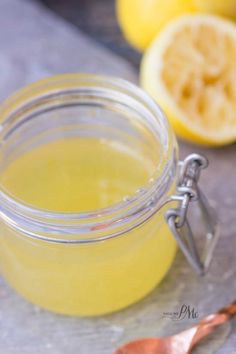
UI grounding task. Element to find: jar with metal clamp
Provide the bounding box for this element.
[0,74,219,316]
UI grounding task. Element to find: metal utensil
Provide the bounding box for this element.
[115,301,236,354]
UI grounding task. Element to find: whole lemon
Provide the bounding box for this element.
[116,0,196,51]
[194,0,236,20]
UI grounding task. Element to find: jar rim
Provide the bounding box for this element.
[0,73,177,243]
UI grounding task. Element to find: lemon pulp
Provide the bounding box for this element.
[0,137,177,315]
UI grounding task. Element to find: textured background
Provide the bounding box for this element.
[40,0,141,68]
[0,0,236,353]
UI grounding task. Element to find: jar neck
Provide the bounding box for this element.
[0,74,177,243]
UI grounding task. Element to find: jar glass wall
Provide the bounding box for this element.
[0,74,178,315]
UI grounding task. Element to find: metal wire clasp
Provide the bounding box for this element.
[166,154,219,275]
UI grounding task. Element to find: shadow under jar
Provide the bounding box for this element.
[0,74,217,316]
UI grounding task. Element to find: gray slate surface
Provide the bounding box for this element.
[0,0,136,101]
[0,0,236,353]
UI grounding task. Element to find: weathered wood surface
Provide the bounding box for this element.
[0,1,236,353]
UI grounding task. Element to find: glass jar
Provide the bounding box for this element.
[0,74,218,316]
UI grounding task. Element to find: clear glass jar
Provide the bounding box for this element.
[0,74,218,316]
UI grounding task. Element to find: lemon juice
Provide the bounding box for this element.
[0,131,177,316]
[0,138,155,212]
[0,137,177,315]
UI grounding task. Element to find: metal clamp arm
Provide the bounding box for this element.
[166,154,219,275]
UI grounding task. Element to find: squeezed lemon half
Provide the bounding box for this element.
[141,15,236,146]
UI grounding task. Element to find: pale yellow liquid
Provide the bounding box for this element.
[0,138,177,315]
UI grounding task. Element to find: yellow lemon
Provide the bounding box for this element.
[116,0,196,51]
[141,15,236,146]
[194,0,236,20]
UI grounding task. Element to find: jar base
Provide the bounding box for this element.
[1,247,177,317]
